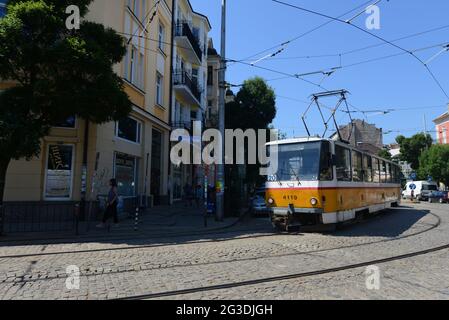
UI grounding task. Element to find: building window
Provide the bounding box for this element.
[53,116,76,129]
[124,45,144,90]
[158,23,165,51]
[156,73,163,106]
[45,145,74,200]
[192,68,199,86]
[207,66,213,86]
[443,128,447,144]
[140,0,146,23]
[115,117,142,144]
[114,153,138,197]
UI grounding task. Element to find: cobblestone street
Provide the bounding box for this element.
[0,203,448,300]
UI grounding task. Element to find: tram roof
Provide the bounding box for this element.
[266,137,327,146]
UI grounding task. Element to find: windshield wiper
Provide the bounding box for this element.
[290,168,302,186]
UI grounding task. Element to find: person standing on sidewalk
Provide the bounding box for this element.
[97,179,119,228]
[194,184,203,208]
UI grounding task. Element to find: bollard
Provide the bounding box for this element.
[74,203,80,236]
[134,206,139,232]
[0,204,4,237]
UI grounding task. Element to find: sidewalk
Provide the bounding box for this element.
[0,202,242,242]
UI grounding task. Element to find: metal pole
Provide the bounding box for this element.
[216,0,226,222]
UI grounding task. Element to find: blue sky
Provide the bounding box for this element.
[190,0,449,144]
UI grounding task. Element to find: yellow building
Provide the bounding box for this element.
[3,0,174,210]
[170,0,211,201]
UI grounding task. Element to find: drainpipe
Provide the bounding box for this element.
[80,119,89,218]
[168,0,175,205]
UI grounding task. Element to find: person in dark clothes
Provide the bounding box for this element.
[97,179,119,228]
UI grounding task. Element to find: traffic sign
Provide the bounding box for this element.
[410,172,417,181]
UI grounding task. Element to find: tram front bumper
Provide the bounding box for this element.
[270,206,324,226]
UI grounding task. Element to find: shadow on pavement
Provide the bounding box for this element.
[331,207,433,238]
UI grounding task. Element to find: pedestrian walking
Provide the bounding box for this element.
[195,184,203,208]
[97,179,119,228]
[184,183,193,207]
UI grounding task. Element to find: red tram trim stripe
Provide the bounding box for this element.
[267,186,400,191]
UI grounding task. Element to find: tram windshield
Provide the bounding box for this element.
[268,141,332,182]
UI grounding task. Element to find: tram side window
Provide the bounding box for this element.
[395,165,401,183]
[352,150,363,182]
[381,161,387,183]
[385,163,390,183]
[319,141,333,181]
[363,154,373,183]
[335,145,352,181]
[373,158,380,183]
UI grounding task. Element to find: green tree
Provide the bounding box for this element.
[395,133,433,170]
[224,77,277,213]
[378,149,392,160]
[226,77,277,130]
[0,0,132,203]
[418,144,449,186]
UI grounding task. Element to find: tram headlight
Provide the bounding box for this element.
[268,198,274,205]
[310,198,318,206]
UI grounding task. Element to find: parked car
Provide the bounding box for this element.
[249,188,269,216]
[428,190,446,203]
[439,191,449,204]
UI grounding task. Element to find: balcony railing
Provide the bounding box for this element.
[173,70,202,104]
[171,121,192,130]
[175,21,203,62]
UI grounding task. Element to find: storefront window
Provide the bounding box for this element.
[45,145,74,199]
[115,153,137,197]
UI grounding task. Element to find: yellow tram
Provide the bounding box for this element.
[265,137,401,231]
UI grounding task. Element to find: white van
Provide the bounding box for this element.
[403,181,439,201]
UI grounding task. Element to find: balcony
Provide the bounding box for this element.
[171,121,192,131]
[174,22,203,64]
[173,71,202,106]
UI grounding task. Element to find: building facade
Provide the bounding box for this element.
[170,0,211,201]
[331,119,384,155]
[433,105,449,145]
[2,0,174,209]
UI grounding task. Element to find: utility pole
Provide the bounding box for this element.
[216,0,226,221]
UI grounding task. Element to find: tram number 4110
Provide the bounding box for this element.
[283,195,298,201]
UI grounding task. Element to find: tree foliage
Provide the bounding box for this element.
[418,144,449,186]
[224,78,277,213]
[395,133,433,170]
[225,77,277,130]
[378,149,392,160]
[0,0,132,201]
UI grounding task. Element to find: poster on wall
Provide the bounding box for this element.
[45,145,74,199]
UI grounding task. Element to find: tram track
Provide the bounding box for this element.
[0,208,436,260]
[118,240,449,300]
[0,209,442,287]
